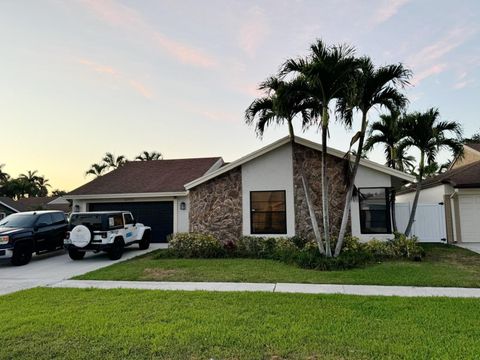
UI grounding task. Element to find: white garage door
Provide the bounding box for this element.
[459,195,480,243]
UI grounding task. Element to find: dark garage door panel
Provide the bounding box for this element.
[88,202,174,243]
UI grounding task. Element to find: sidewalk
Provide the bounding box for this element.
[48,279,480,298]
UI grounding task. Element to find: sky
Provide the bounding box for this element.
[0,0,479,191]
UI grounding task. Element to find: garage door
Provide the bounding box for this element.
[459,195,480,243]
[88,202,174,243]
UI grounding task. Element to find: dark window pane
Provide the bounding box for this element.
[358,188,391,234]
[250,191,286,234]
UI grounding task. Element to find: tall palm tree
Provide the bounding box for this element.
[245,75,326,254]
[400,108,463,236]
[19,170,42,197]
[135,151,163,161]
[335,58,410,256]
[281,39,358,257]
[103,153,127,170]
[85,163,108,178]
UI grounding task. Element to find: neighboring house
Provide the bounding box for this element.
[397,143,480,243]
[67,136,414,243]
[0,196,71,217]
[0,197,20,219]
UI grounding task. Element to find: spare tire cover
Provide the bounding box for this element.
[70,225,92,248]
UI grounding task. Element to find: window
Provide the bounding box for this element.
[70,214,103,231]
[36,214,53,227]
[124,213,134,225]
[250,191,287,234]
[51,212,66,224]
[109,214,124,229]
[358,188,392,234]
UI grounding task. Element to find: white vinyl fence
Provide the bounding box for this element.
[395,203,446,242]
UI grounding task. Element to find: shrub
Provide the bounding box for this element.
[169,233,224,258]
[236,236,278,258]
[387,233,425,260]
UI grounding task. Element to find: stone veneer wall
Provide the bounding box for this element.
[292,143,349,240]
[189,167,242,243]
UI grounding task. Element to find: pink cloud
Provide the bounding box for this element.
[78,0,218,68]
[238,6,270,57]
[408,26,477,85]
[373,0,410,25]
[78,58,153,99]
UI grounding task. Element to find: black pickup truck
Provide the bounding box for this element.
[0,211,68,266]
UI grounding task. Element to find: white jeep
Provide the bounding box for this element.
[64,211,151,260]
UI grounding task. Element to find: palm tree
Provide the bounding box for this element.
[19,170,42,197]
[335,58,411,256]
[135,151,163,161]
[85,163,108,178]
[51,189,67,196]
[281,39,358,257]
[400,108,463,236]
[103,153,127,170]
[245,75,327,254]
[35,176,51,197]
[0,164,9,184]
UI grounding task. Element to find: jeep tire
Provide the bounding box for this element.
[138,231,151,250]
[108,238,124,260]
[11,243,33,266]
[68,248,86,260]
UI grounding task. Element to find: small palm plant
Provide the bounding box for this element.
[400,108,463,236]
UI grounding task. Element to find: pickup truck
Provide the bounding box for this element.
[0,211,68,266]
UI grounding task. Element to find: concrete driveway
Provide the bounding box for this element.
[0,243,165,296]
[456,243,480,254]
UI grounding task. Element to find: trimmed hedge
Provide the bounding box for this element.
[166,232,425,271]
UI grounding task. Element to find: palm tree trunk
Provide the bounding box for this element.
[390,147,398,232]
[405,151,424,236]
[288,122,325,255]
[321,115,332,257]
[335,112,367,257]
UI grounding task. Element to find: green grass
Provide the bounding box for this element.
[1,287,479,359]
[76,244,480,287]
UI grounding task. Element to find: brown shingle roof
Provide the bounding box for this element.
[466,143,480,153]
[69,157,222,196]
[0,197,19,211]
[14,197,71,213]
[400,160,480,194]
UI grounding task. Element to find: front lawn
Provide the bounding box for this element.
[1,287,479,359]
[76,244,480,287]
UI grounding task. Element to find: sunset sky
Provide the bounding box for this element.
[0,0,479,191]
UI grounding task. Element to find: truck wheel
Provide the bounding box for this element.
[108,238,124,260]
[138,232,151,250]
[11,244,33,266]
[68,248,85,260]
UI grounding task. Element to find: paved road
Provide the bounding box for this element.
[0,244,165,295]
[49,280,480,298]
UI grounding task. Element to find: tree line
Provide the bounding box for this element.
[0,150,163,199]
[245,39,476,258]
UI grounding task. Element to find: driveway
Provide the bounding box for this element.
[0,243,165,296]
[456,243,480,254]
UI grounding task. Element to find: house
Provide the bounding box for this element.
[397,143,480,244]
[0,196,71,219]
[67,136,414,243]
[0,197,20,219]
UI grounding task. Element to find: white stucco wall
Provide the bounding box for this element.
[350,166,393,241]
[176,196,189,232]
[396,185,448,204]
[241,143,295,237]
